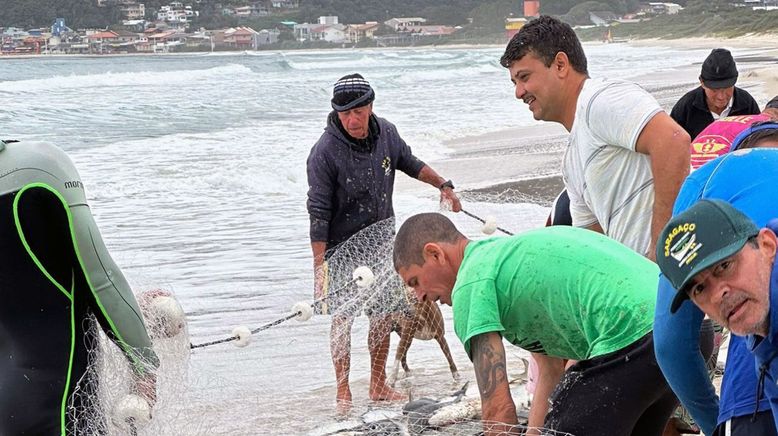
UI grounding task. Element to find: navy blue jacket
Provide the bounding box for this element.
[306,112,426,250]
[654,149,778,433]
[670,86,760,139]
[748,255,778,431]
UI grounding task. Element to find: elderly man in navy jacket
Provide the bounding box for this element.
[306,73,460,412]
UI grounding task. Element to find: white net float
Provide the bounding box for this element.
[481,216,498,235]
[112,394,152,432]
[352,266,375,288]
[149,295,186,338]
[231,326,252,348]
[291,301,313,322]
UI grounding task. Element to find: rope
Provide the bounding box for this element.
[461,208,514,235]
[189,276,360,350]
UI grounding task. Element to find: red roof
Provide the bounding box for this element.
[88,31,120,39]
[148,30,177,39]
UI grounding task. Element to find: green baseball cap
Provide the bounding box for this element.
[656,199,759,313]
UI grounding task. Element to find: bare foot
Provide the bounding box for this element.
[336,398,353,416]
[369,384,406,402]
[336,386,353,416]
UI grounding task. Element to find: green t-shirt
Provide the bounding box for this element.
[453,226,657,361]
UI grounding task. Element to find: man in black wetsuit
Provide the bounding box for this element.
[0,139,159,435]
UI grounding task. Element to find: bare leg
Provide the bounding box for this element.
[331,316,354,414]
[367,314,406,401]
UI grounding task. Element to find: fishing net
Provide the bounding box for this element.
[65,288,211,435]
[318,217,416,405]
[301,217,578,436]
[66,202,570,435]
[308,368,577,436]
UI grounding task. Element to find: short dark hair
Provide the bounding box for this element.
[765,95,778,110]
[737,125,778,150]
[499,15,588,75]
[393,213,465,270]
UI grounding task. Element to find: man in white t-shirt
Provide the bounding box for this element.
[500,15,690,260]
[500,15,693,436]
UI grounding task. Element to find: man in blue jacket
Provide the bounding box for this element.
[657,198,778,433]
[654,129,778,435]
[306,73,460,412]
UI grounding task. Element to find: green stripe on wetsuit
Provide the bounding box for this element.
[1,141,158,435]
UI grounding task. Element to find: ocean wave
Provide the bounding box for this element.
[282,49,496,72]
[0,64,254,93]
[385,61,502,86]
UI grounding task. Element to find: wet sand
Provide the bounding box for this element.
[465,175,566,205]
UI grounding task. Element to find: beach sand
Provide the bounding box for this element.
[744,67,778,98]
[629,34,778,51]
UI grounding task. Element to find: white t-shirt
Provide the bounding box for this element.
[563,78,662,254]
[711,98,733,120]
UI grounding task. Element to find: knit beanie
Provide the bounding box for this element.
[331,73,375,112]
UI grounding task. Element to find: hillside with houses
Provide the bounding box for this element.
[0,0,492,55]
[1,0,778,55]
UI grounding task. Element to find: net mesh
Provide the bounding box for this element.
[66,288,213,435]
[69,201,577,435]
[460,186,554,208]
[305,217,574,436]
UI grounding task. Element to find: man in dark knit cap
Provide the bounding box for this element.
[671,48,760,139]
[306,73,460,412]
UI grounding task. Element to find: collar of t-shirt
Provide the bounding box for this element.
[711,98,733,120]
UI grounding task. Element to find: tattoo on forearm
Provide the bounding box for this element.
[472,335,507,399]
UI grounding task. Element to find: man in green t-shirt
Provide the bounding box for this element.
[393,213,677,436]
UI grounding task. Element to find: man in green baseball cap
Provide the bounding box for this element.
[656,198,775,335]
[657,196,778,432]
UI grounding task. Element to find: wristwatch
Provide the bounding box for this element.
[439,180,455,190]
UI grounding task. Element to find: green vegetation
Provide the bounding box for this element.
[542,0,642,15]
[575,2,778,41]
[292,0,482,25]
[562,2,615,25]
[0,0,120,29]
[1,0,636,31]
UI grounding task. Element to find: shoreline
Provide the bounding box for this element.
[0,42,508,61]
[4,33,778,60]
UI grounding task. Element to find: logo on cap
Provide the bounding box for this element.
[657,199,760,314]
[665,224,703,267]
